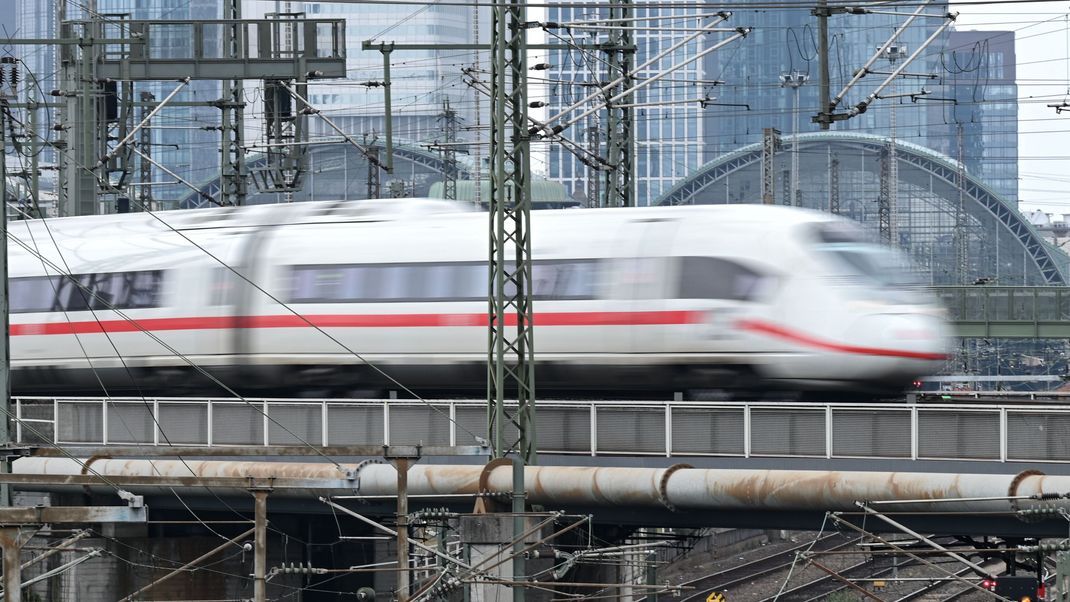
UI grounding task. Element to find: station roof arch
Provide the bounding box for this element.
[654,132,1068,285]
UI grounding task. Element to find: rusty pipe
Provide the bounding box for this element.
[11,459,1070,514]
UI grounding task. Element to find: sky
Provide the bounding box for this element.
[952,0,1070,215]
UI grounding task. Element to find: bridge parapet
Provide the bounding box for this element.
[15,397,1070,465]
[932,285,1070,338]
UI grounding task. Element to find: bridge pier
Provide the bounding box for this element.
[459,514,554,602]
[1,526,21,602]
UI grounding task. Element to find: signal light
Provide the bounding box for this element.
[984,576,1041,601]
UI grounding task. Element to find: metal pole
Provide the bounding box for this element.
[381,45,394,174]
[855,503,994,578]
[118,527,254,602]
[253,490,270,602]
[816,0,831,130]
[220,0,247,207]
[138,92,155,212]
[26,103,39,217]
[792,85,800,204]
[96,78,189,168]
[0,550,101,601]
[396,458,410,602]
[319,498,476,572]
[20,530,90,572]
[0,101,9,507]
[0,528,20,602]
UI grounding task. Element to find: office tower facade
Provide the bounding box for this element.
[927,30,1019,204]
[547,3,1018,208]
[301,1,478,145]
[546,2,709,206]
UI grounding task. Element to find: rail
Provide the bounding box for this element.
[12,397,1070,464]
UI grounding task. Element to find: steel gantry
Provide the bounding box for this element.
[489,4,536,601]
[3,13,346,214]
[487,0,537,465]
[603,0,636,208]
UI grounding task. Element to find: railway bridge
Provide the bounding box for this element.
[12,396,1070,536]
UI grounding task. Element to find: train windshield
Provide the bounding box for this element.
[811,223,925,294]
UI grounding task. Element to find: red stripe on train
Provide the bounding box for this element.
[8,312,946,361]
[9,310,707,336]
[735,318,948,361]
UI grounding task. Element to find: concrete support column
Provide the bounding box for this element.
[1,527,20,602]
[460,515,551,602]
[395,458,410,602]
[252,489,270,602]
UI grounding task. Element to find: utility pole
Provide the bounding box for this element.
[472,7,483,208]
[439,100,459,201]
[878,145,892,244]
[363,134,381,200]
[604,0,635,207]
[829,153,840,215]
[814,0,832,130]
[780,71,808,206]
[0,68,12,509]
[586,125,601,207]
[379,44,395,175]
[138,91,154,212]
[488,0,535,600]
[883,45,906,246]
[58,13,103,216]
[761,127,780,204]
[25,102,40,217]
[955,123,969,284]
[219,0,247,207]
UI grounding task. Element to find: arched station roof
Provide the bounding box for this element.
[654,132,1067,286]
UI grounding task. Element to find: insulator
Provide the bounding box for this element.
[1018,505,1062,516]
[9,66,18,90]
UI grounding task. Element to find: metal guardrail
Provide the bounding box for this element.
[12,397,1070,464]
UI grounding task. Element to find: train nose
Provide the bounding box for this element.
[846,312,951,383]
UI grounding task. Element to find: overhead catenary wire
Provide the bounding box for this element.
[0,105,486,448]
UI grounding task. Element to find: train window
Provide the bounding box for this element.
[287,260,601,303]
[118,271,165,309]
[532,260,600,300]
[10,270,165,313]
[441,264,487,300]
[676,257,770,301]
[10,276,60,313]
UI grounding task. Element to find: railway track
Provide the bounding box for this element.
[890,566,978,602]
[676,533,854,602]
[757,556,916,602]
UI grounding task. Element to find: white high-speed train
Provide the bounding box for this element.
[7,199,950,397]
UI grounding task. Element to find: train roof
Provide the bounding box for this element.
[9,198,840,240]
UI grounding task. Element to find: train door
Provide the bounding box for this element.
[612,218,680,355]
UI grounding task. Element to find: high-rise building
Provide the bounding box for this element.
[300,1,478,145]
[13,0,58,168]
[927,30,1018,204]
[702,4,952,171]
[547,3,1018,208]
[546,2,709,206]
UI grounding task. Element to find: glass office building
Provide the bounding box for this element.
[547,2,1019,208]
[301,1,478,145]
[926,30,1019,204]
[546,1,709,206]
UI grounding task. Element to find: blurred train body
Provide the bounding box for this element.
[7,200,950,397]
